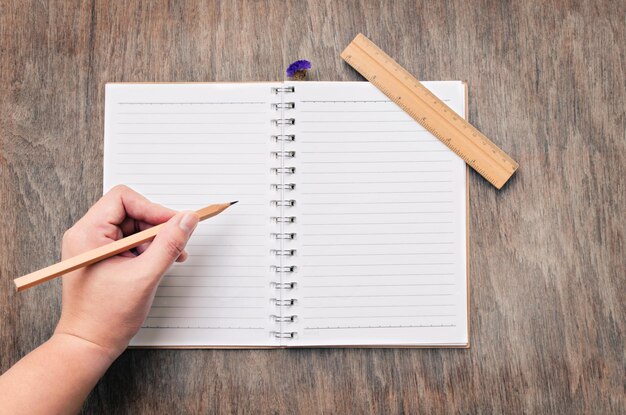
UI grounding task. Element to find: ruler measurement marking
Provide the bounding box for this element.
[341,34,518,189]
[353,40,510,172]
[355,37,516,175]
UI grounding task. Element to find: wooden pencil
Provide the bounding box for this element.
[13,201,237,292]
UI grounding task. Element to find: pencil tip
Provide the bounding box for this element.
[230,201,239,205]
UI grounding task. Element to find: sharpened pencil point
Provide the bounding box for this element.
[230,201,239,205]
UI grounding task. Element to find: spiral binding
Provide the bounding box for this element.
[271,199,295,207]
[270,233,296,239]
[272,102,295,110]
[271,84,297,341]
[271,151,296,159]
[271,183,295,190]
[271,315,297,322]
[271,265,297,273]
[271,167,295,174]
[271,216,296,223]
[271,134,295,142]
[272,118,295,126]
[273,298,297,306]
[271,86,295,94]
[272,282,297,289]
[271,249,297,256]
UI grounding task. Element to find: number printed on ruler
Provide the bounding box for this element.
[341,33,519,189]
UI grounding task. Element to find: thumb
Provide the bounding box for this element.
[138,211,198,277]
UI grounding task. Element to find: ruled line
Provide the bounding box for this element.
[303,304,455,309]
[202,213,265,217]
[306,314,456,319]
[300,100,391,103]
[117,111,265,115]
[302,253,454,257]
[154,295,264,299]
[142,326,266,330]
[302,242,453,246]
[302,201,453,205]
[301,161,452,165]
[304,263,454,267]
[300,180,452,184]
[116,162,265,165]
[184,253,267,258]
[199,224,265,227]
[143,193,263,196]
[172,207,265,210]
[300,191,453,195]
[163,275,266,279]
[114,173,263,176]
[300,170,452,175]
[300,222,453,226]
[299,99,451,104]
[306,283,455,288]
[303,324,455,330]
[163,275,265,279]
[117,132,266,135]
[302,232,454,236]
[118,142,265,145]
[118,101,265,105]
[190,254,265,257]
[117,122,265,125]
[175,265,265,268]
[303,150,448,154]
[146,316,265,320]
[115,152,264,155]
[192,232,267,236]
[299,120,418,123]
[186,244,266,247]
[299,110,403,113]
[159,285,265,288]
[300,130,428,133]
[299,140,436,143]
[304,294,453,298]
[300,212,453,215]
[191,234,266,237]
[303,273,453,278]
[149,306,264,309]
[124,183,266,186]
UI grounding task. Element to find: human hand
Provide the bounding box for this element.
[54,185,198,359]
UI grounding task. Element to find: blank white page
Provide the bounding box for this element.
[104,83,279,347]
[287,81,468,347]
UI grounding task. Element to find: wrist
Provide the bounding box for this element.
[51,331,122,365]
[55,313,131,360]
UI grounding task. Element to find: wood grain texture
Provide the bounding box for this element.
[0,0,624,413]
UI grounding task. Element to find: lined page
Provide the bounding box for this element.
[104,83,278,347]
[287,81,468,346]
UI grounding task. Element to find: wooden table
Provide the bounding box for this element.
[1,1,623,413]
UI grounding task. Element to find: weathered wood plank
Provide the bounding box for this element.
[0,0,623,413]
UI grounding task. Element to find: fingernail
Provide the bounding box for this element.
[179,212,198,234]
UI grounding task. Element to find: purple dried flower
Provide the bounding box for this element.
[286,60,312,80]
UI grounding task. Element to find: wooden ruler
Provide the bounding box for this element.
[341,33,518,189]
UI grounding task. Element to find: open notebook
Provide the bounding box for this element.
[103,81,469,348]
